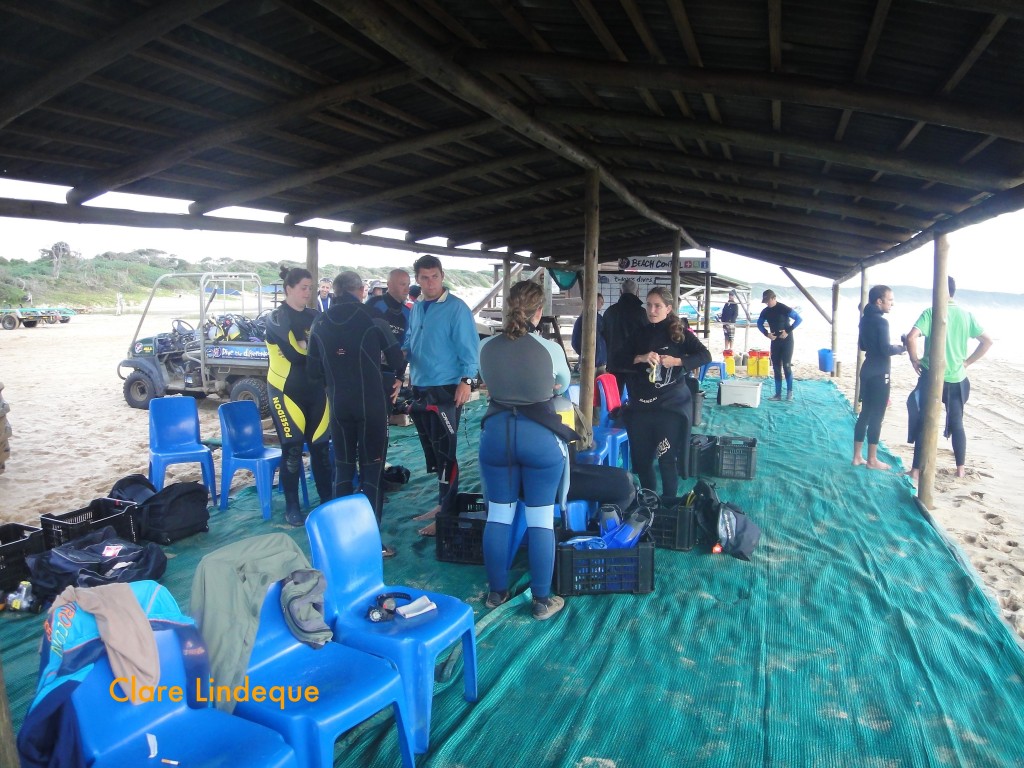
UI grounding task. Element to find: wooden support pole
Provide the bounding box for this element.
[854,270,868,406]
[780,266,831,323]
[671,233,681,314]
[918,234,950,509]
[703,247,712,339]
[502,258,512,311]
[831,281,842,379]
[579,170,600,430]
[305,236,319,309]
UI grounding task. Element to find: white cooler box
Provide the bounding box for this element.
[718,379,763,408]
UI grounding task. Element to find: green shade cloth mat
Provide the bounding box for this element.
[3,379,1024,767]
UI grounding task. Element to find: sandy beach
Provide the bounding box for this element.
[1,300,1022,641]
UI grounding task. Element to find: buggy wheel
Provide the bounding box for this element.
[124,371,157,409]
[1,315,17,331]
[21,320,37,328]
[46,314,58,324]
[59,316,71,323]
[230,377,269,417]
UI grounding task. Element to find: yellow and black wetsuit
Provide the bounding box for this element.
[264,303,332,518]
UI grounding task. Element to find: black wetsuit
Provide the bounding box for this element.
[854,304,904,446]
[308,293,407,521]
[369,293,411,403]
[602,292,649,399]
[624,320,711,497]
[264,303,332,511]
[757,302,802,395]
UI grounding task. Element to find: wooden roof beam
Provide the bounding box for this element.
[351,176,582,234]
[538,106,1020,192]
[193,117,497,217]
[914,0,1024,21]
[294,149,553,225]
[633,177,931,231]
[0,0,229,130]
[441,198,588,246]
[321,0,700,248]
[837,183,1024,282]
[65,68,417,206]
[833,0,892,143]
[465,51,1024,145]
[593,147,967,213]
[653,194,914,242]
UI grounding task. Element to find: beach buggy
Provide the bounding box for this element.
[117,272,272,415]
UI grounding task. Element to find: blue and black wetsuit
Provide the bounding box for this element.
[478,330,570,601]
[855,304,904,447]
[308,294,407,522]
[624,320,711,496]
[757,302,802,396]
[265,303,332,514]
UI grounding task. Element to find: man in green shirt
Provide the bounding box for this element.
[906,276,992,480]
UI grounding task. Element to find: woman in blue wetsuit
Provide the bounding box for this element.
[478,280,571,622]
[624,287,711,498]
[264,265,332,525]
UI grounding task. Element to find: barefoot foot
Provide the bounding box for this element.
[955,466,967,478]
[412,505,441,521]
[852,458,865,467]
[866,459,891,471]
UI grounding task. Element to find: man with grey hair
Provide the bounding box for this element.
[308,271,406,557]
[602,278,649,397]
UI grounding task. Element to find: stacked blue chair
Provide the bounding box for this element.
[234,581,416,768]
[219,401,306,518]
[306,495,478,754]
[148,396,217,503]
[72,629,298,767]
[699,361,728,382]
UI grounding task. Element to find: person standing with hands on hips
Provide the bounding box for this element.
[757,289,802,401]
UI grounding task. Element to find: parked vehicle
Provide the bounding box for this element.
[117,273,272,415]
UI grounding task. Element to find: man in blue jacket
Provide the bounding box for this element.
[404,255,480,532]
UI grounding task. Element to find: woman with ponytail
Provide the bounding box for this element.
[263,265,332,525]
[478,279,571,621]
[624,286,711,498]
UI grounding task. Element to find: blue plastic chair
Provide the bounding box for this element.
[72,629,298,768]
[306,495,478,754]
[594,425,629,470]
[148,396,217,503]
[576,434,611,465]
[235,582,416,768]
[219,401,307,518]
[699,361,728,382]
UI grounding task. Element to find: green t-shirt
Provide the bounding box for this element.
[914,301,984,383]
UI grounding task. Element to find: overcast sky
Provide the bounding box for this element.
[1,178,1021,293]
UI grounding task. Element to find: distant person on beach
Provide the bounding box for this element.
[757,289,802,401]
[315,278,333,312]
[403,255,479,535]
[853,285,906,470]
[478,279,570,621]
[265,266,333,525]
[571,293,607,375]
[308,271,406,558]
[720,291,739,351]
[905,276,992,480]
[623,287,711,498]
[602,278,649,399]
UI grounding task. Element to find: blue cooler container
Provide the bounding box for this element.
[818,348,834,373]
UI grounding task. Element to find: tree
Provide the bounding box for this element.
[38,241,79,279]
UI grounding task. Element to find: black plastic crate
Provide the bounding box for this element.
[648,498,696,551]
[715,436,758,480]
[0,523,45,592]
[555,533,655,596]
[435,493,487,565]
[40,498,138,549]
[687,434,717,478]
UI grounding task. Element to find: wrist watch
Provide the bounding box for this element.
[459,377,475,386]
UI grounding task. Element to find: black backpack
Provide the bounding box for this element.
[26,525,167,603]
[111,477,210,545]
[691,479,762,561]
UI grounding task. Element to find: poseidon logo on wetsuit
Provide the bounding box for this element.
[272,395,293,439]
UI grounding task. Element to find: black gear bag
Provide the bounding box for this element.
[691,479,762,561]
[110,477,211,545]
[26,525,167,603]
